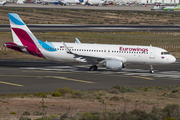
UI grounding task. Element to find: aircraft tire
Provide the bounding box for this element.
[149,70,154,74]
[89,65,98,71]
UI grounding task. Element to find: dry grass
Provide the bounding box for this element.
[0,31,180,58]
[1,31,180,46]
[1,7,180,25]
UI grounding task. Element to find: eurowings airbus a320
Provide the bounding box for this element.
[4,13,176,73]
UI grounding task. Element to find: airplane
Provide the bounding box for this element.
[16,0,25,4]
[42,0,80,5]
[57,0,80,5]
[4,13,176,73]
[81,0,105,6]
[0,1,6,5]
[42,0,59,5]
[163,3,180,11]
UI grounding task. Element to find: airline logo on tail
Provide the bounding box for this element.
[5,13,59,58]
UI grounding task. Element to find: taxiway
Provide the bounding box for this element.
[0,59,179,94]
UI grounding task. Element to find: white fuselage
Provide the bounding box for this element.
[59,0,80,4]
[39,42,176,65]
[82,0,104,5]
[0,1,6,5]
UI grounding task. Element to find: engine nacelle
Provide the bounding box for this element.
[104,60,123,70]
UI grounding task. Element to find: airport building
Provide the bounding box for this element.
[112,0,179,4]
[140,0,180,4]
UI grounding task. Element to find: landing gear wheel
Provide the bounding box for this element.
[89,65,98,71]
[149,70,154,74]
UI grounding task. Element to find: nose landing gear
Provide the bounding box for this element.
[149,65,154,74]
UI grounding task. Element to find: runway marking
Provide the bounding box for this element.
[22,70,71,74]
[52,76,94,83]
[0,75,93,84]
[20,66,180,79]
[0,81,24,87]
[132,76,155,80]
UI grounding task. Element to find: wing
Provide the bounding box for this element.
[62,42,127,63]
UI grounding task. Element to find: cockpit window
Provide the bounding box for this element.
[161,52,170,55]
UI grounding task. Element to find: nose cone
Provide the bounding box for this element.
[172,56,176,63]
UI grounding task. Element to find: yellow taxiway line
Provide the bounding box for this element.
[0,81,24,87]
[132,76,155,80]
[22,70,71,74]
[53,76,93,83]
[0,75,93,84]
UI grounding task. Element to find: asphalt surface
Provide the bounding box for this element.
[2,3,180,12]
[1,24,180,32]
[0,59,179,94]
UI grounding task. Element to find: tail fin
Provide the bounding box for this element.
[175,3,180,8]
[8,13,40,47]
[7,13,45,58]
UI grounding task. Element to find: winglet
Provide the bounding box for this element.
[62,42,73,54]
[75,38,81,44]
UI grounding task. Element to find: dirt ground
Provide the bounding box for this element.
[0,89,180,120]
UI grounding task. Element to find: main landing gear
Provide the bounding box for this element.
[149,65,154,74]
[89,65,98,71]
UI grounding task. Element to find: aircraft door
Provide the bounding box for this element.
[149,48,155,59]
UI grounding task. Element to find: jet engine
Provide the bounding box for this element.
[100,60,123,70]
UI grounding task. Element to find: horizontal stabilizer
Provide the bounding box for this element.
[4,43,26,48]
